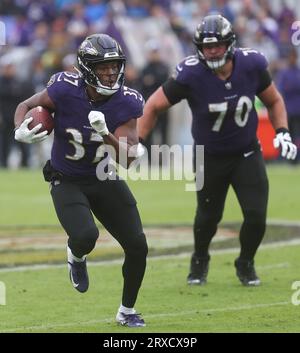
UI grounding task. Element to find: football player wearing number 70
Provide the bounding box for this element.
[14,34,147,327]
[138,15,297,287]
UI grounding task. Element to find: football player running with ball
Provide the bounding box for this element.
[14,34,147,327]
[138,15,297,287]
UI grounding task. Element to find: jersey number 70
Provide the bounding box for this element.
[209,95,253,132]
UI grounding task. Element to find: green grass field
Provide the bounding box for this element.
[0,164,300,226]
[0,165,299,333]
[0,243,299,333]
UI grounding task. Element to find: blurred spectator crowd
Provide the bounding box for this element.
[1,0,300,167]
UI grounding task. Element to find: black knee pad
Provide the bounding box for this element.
[69,226,99,256]
[243,209,266,226]
[81,226,99,242]
[125,233,148,259]
[194,210,221,231]
[243,210,266,234]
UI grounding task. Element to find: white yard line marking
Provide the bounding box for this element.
[149,301,290,316]
[257,262,290,270]
[0,301,289,333]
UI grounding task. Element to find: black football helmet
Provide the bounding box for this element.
[193,14,236,70]
[77,34,126,95]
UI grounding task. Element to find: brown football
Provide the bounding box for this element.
[26,106,54,135]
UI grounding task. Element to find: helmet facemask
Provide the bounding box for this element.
[79,58,125,96]
[193,15,236,70]
[197,39,235,70]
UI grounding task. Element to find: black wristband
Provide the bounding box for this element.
[139,137,145,144]
[275,127,289,134]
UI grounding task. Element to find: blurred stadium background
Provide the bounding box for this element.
[0,0,300,333]
[1,0,300,167]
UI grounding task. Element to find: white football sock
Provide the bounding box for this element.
[67,246,86,263]
[118,304,136,315]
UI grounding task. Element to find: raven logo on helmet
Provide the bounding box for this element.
[79,40,98,56]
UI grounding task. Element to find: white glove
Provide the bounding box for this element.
[88,111,109,136]
[14,117,48,144]
[129,142,146,159]
[273,130,297,160]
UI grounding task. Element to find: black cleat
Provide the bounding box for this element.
[187,254,210,285]
[68,259,89,293]
[234,258,260,286]
[116,312,146,327]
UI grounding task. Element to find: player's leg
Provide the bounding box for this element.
[232,150,269,286]
[90,178,147,327]
[188,154,231,285]
[50,180,99,292]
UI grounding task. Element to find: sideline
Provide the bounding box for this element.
[0,238,299,273]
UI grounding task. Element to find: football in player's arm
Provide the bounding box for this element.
[138,15,297,287]
[14,34,147,328]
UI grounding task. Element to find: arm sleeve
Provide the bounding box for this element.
[251,51,272,94]
[162,78,189,105]
[256,69,272,94]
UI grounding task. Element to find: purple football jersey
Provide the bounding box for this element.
[172,48,269,154]
[47,71,144,176]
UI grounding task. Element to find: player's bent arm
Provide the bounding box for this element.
[258,82,297,160]
[14,89,55,129]
[258,83,288,131]
[104,119,140,169]
[137,87,172,141]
